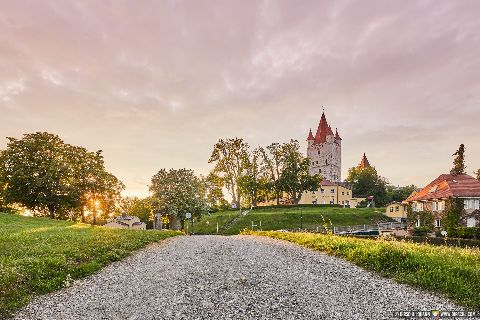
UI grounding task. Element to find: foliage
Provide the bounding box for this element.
[243,230,480,309]
[0,213,180,318]
[452,144,466,175]
[277,140,321,204]
[0,132,124,221]
[238,147,263,207]
[259,143,285,205]
[447,227,480,239]
[149,168,208,230]
[203,172,227,210]
[208,138,249,207]
[346,166,388,206]
[444,197,464,230]
[385,185,417,203]
[412,226,432,236]
[116,196,155,228]
[406,210,434,231]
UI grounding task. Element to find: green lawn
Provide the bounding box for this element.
[0,213,180,318]
[243,230,480,310]
[195,207,392,235]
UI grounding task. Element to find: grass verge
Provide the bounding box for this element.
[195,207,391,235]
[242,230,480,310]
[0,213,180,318]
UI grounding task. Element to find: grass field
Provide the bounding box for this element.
[0,213,180,318]
[195,207,392,235]
[243,230,480,310]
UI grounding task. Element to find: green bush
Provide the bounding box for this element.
[413,226,432,237]
[243,230,480,310]
[447,227,480,239]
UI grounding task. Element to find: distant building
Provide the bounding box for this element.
[358,153,371,170]
[299,180,366,207]
[385,202,408,222]
[104,215,146,230]
[306,112,342,182]
[404,173,480,228]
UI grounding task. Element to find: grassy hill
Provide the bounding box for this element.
[0,213,180,318]
[194,206,392,235]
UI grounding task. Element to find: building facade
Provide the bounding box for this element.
[404,173,480,228]
[299,180,366,207]
[306,112,342,182]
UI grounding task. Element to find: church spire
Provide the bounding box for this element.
[307,129,314,141]
[359,153,371,169]
[314,110,334,144]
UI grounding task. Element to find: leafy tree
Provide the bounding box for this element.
[0,132,124,220]
[117,196,155,228]
[238,147,263,208]
[203,172,227,210]
[452,144,466,175]
[346,166,388,206]
[444,197,464,231]
[150,168,208,230]
[208,138,249,208]
[385,185,417,203]
[259,143,285,205]
[277,140,321,204]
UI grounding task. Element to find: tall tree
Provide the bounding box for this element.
[208,138,249,208]
[259,143,285,205]
[452,144,466,175]
[0,132,124,220]
[150,168,208,230]
[277,140,321,204]
[203,172,227,210]
[238,147,263,208]
[346,166,388,206]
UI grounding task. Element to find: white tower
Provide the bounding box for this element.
[306,112,342,182]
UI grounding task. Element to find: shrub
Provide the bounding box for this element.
[413,226,432,237]
[447,227,480,239]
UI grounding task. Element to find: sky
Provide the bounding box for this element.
[1,0,479,197]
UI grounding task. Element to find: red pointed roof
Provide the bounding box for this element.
[314,112,334,144]
[307,129,314,141]
[406,174,480,202]
[359,153,370,169]
[335,128,342,140]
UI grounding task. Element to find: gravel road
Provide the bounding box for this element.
[15,235,461,320]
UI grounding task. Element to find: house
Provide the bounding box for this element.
[299,180,366,207]
[404,173,480,228]
[104,215,146,230]
[385,202,408,222]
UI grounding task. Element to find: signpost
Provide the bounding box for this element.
[185,212,192,235]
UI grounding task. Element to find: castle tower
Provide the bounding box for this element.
[306,112,342,182]
[358,153,371,170]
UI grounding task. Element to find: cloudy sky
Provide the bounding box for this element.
[1,0,479,196]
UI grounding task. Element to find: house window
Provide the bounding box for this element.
[321,189,325,194]
[312,191,316,195]
[390,207,394,212]
[342,200,344,204]
[312,200,317,205]
[467,217,477,227]
[347,191,350,195]
[319,168,322,173]
[330,189,335,194]
[329,200,334,204]
[395,206,399,212]
[438,201,445,211]
[341,191,345,195]
[435,219,442,228]
[416,219,421,227]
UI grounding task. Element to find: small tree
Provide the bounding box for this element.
[452,144,466,175]
[150,168,208,230]
[277,140,321,204]
[259,143,285,205]
[444,197,463,231]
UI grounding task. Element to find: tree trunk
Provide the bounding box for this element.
[276,192,280,205]
[48,205,55,220]
[81,208,85,223]
[169,214,182,230]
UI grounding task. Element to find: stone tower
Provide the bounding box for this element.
[306,112,342,182]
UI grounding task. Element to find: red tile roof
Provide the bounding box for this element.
[358,153,370,169]
[406,174,480,202]
[307,129,314,141]
[313,112,334,144]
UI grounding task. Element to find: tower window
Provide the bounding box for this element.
[319,169,322,173]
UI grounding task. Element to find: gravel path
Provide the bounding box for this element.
[15,235,461,320]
